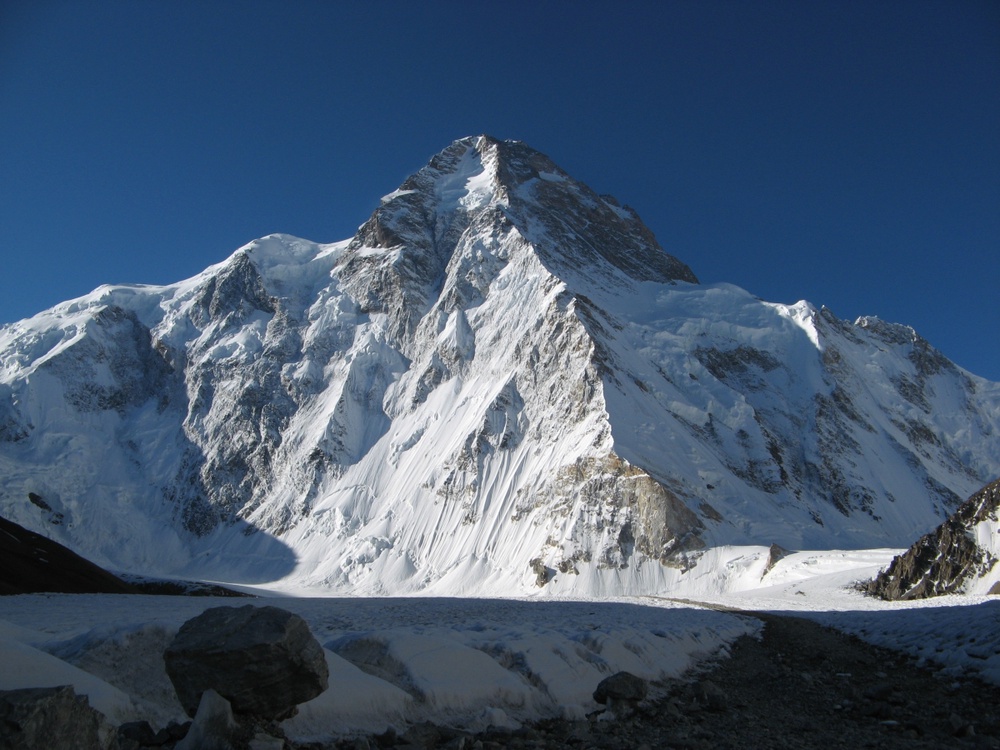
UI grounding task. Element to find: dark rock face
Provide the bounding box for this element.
[864,478,1000,600]
[0,514,136,595]
[593,671,649,705]
[487,136,699,287]
[163,605,329,719]
[0,685,115,750]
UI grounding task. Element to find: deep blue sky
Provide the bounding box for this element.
[2,1,998,379]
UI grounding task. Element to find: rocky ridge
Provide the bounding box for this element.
[864,477,1000,600]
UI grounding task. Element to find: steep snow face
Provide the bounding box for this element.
[584,287,1000,557]
[1,136,998,594]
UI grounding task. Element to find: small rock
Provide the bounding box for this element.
[401,721,444,748]
[662,698,684,720]
[949,712,976,738]
[249,732,286,750]
[153,721,191,745]
[593,671,649,705]
[863,683,894,701]
[692,680,727,712]
[118,720,156,749]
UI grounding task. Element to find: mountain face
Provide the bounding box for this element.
[864,478,1000,600]
[1,135,998,594]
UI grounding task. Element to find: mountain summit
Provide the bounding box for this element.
[339,135,697,341]
[1,137,998,594]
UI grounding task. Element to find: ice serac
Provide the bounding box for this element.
[0,135,999,595]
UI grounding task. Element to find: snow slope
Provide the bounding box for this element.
[0,135,998,595]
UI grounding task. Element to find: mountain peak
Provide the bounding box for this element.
[338,137,697,338]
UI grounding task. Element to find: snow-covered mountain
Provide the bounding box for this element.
[2,135,998,594]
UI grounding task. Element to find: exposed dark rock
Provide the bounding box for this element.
[163,605,329,719]
[118,720,157,747]
[593,671,649,705]
[120,575,253,598]
[0,514,137,595]
[689,678,727,712]
[529,557,555,587]
[762,543,790,577]
[864,478,1000,600]
[0,685,115,750]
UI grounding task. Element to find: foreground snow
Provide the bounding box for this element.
[0,592,755,739]
[2,547,998,742]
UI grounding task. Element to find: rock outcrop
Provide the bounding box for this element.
[0,685,116,750]
[864,478,1000,600]
[0,514,136,595]
[593,671,649,706]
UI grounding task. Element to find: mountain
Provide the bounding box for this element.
[0,513,136,595]
[1,135,998,594]
[863,478,1000,599]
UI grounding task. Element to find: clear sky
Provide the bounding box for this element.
[2,1,998,380]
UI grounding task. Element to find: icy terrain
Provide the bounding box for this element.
[1,135,998,595]
[0,592,756,738]
[2,551,999,742]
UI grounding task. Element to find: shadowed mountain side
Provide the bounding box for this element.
[0,514,137,594]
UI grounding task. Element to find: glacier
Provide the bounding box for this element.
[1,134,998,595]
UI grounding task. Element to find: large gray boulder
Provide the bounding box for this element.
[0,685,116,750]
[163,605,328,719]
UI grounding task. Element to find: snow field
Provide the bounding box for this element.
[4,548,1000,742]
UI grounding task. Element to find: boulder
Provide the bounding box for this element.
[593,671,648,705]
[0,685,115,750]
[163,605,328,719]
